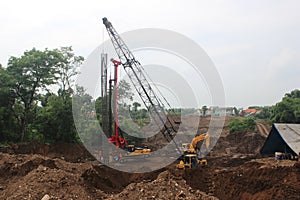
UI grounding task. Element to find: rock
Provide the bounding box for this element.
[176,190,186,199]
[41,194,50,200]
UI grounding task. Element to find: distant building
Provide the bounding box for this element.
[240,108,262,117]
[201,106,236,116]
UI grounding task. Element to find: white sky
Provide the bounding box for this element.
[0,0,299,108]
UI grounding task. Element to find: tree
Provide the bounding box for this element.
[229,117,256,133]
[255,106,272,120]
[56,46,84,98]
[284,89,300,99]
[271,89,300,123]
[35,47,84,143]
[7,48,63,142]
[37,94,77,143]
[202,105,208,116]
[0,66,19,142]
[132,102,141,112]
[118,80,134,105]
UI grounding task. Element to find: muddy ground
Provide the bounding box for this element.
[0,117,299,200]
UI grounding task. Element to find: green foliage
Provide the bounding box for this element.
[37,94,77,143]
[6,48,64,142]
[56,46,84,98]
[167,108,181,115]
[129,102,150,125]
[118,80,134,105]
[271,89,300,123]
[254,106,272,120]
[0,47,84,144]
[229,117,256,133]
[202,105,208,116]
[0,66,19,142]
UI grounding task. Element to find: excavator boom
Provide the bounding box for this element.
[189,133,210,152]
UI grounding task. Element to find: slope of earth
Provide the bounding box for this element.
[0,152,218,199]
[186,158,300,200]
[0,116,299,200]
[0,153,106,199]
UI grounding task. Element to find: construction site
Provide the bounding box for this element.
[0,116,299,199]
[0,17,299,200]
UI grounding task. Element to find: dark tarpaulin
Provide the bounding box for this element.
[260,123,300,156]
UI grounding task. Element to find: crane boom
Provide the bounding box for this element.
[102,17,178,147]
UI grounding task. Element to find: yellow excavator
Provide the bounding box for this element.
[177,133,210,169]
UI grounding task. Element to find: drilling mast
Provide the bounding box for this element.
[102,17,179,150]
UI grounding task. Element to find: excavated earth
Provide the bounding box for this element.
[0,116,299,200]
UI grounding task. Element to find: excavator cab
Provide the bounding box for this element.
[176,154,207,169]
[182,143,190,151]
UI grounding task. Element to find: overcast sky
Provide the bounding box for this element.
[0,0,299,108]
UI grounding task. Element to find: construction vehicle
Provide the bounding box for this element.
[177,133,210,169]
[107,58,151,161]
[102,17,181,156]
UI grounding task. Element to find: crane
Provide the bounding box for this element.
[102,17,180,152]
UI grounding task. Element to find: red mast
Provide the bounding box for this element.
[108,59,127,148]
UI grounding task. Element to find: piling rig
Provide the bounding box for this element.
[102,17,181,153]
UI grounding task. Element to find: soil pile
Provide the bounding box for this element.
[113,170,218,200]
[82,165,163,193]
[4,142,95,162]
[211,130,266,156]
[0,153,105,200]
[182,158,300,200]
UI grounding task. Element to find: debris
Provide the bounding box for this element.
[41,194,50,200]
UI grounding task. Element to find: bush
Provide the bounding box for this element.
[229,118,256,133]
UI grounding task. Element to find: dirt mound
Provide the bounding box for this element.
[1,166,99,200]
[211,130,266,157]
[6,142,95,162]
[114,170,218,200]
[0,152,106,199]
[182,158,300,200]
[82,165,164,193]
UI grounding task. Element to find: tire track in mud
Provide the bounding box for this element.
[256,122,269,137]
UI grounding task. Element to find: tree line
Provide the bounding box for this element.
[0,47,299,144]
[254,89,300,123]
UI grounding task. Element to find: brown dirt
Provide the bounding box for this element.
[256,122,271,137]
[6,142,95,162]
[112,170,218,200]
[0,116,299,199]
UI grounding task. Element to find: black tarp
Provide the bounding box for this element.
[260,124,300,156]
